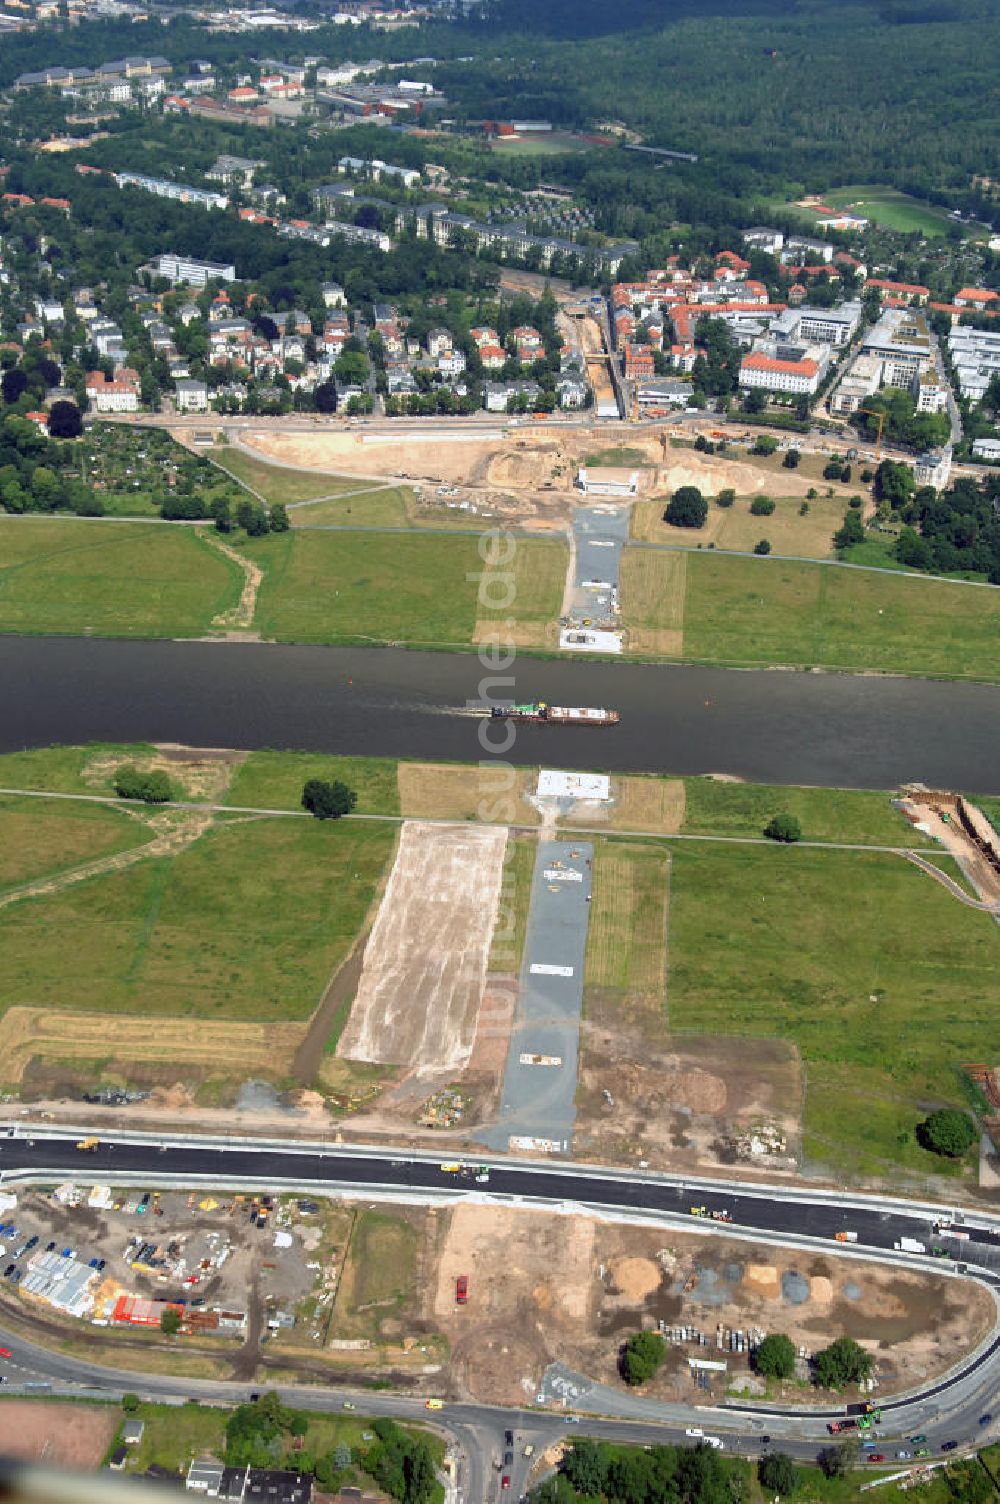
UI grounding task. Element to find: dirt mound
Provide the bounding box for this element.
[656,451,813,498]
[810,1276,834,1304]
[610,1256,662,1301]
[743,1263,781,1298]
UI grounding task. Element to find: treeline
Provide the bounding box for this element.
[532,1437,735,1504]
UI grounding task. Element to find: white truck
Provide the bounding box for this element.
[894,1237,926,1254]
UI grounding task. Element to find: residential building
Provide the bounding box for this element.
[321,282,346,308]
[556,374,588,408]
[954,287,1000,311]
[971,438,1000,461]
[115,173,228,211]
[948,325,1000,401]
[860,307,934,386]
[151,252,236,287]
[914,447,952,489]
[207,155,264,187]
[338,155,421,189]
[739,347,827,396]
[770,301,862,348]
[426,327,452,357]
[830,354,882,415]
[780,236,834,265]
[864,278,930,306]
[175,379,209,412]
[636,377,691,409]
[741,226,784,254]
[913,370,947,413]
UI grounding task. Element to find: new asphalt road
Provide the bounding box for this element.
[1,1131,998,1497]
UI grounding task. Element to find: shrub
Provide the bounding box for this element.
[759,1453,797,1494]
[750,496,775,516]
[754,538,771,554]
[918,1108,976,1158]
[114,765,172,804]
[764,813,801,843]
[716,488,736,508]
[302,779,357,820]
[621,1330,666,1385]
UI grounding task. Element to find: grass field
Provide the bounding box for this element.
[240,529,563,648]
[474,534,567,646]
[681,552,1000,680]
[332,1208,419,1341]
[0,796,149,890]
[585,842,670,1013]
[681,779,932,847]
[667,842,1000,1178]
[584,446,653,468]
[489,833,535,973]
[0,817,394,1021]
[819,184,969,238]
[211,447,359,503]
[632,495,850,559]
[0,518,240,638]
[619,548,686,654]
[0,744,161,796]
[291,485,412,527]
[225,750,400,816]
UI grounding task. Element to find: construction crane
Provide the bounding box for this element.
[859,405,887,463]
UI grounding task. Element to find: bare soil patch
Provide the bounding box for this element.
[83,744,243,804]
[575,1025,803,1175]
[338,822,509,1070]
[0,1401,119,1468]
[398,763,540,826]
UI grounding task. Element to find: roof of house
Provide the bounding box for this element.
[742,352,819,377]
[956,287,999,303]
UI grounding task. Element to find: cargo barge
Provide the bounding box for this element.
[490,701,620,726]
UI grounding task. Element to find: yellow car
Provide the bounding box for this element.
[425,1399,444,1410]
[439,1163,461,1174]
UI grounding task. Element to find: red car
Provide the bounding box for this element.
[867,1455,885,1464]
[501,1477,510,1490]
[0,1347,10,1358]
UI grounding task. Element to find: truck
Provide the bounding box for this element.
[835,1231,858,1243]
[75,1138,99,1152]
[894,1237,926,1254]
[456,1275,469,1305]
[827,1420,858,1435]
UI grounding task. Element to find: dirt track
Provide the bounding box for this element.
[338,821,509,1071]
[0,1401,119,1467]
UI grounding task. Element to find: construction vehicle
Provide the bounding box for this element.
[894,1237,926,1254]
[456,1275,469,1305]
[859,405,887,463]
[828,1419,858,1435]
[75,1138,99,1152]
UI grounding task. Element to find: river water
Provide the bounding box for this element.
[2,636,999,793]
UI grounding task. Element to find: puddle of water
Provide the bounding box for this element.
[782,1270,810,1305]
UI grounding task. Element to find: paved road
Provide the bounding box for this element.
[1,1132,998,1491]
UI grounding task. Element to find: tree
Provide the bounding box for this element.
[160,1307,181,1336]
[759,1452,797,1494]
[833,509,865,551]
[783,448,801,469]
[813,1336,873,1389]
[752,434,778,455]
[48,399,82,439]
[314,380,338,413]
[818,1442,857,1478]
[716,488,736,508]
[121,1393,141,1414]
[211,496,232,533]
[301,778,357,820]
[918,1107,976,1158]
[236,498,269,536]
[754,538,771,554]
[269,501,290,532]
[115,765,172,804]
[664,486,708,528]
[1,368,27,405]
[561,1439,608,1497]
[621,1330,666,1385]
[755,1333,797,1379]
[750,495,775,515]
[764,813,801,843]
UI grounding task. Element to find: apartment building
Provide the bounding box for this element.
[151,253,236,287]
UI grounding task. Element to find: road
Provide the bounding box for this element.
[0,1128,998,1492]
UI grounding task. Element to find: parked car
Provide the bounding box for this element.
[941,1441,958,1452]
[980,1414,993,1427]
[0,1347,11,1358]
[866,1455,884,1464]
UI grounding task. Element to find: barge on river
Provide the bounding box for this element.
[490,701,620,726]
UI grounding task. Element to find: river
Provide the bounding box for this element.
[2,637,999,793]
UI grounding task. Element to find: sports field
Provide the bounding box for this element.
[820,184,970,237]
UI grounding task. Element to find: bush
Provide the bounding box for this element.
[121,1393,141,1414]
[813,1336,873,1389]
[783,448,801,469]
[750,496,775,516]
[759,1453,797,1494]
[764,813,801,843]
[917,1107,976,1158]
[664,486,708,528]
[621,1330,666,1385]
[716,488,736,508]
[160,1307,181,1336]
[753,539,771,554]
[114,765,172,804]
[755,1333,797,1379]
[269,502,290,532]
[848,494,863,509]
[799,501,809,515]
[301,778,357,820]
[752,434,778,455]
